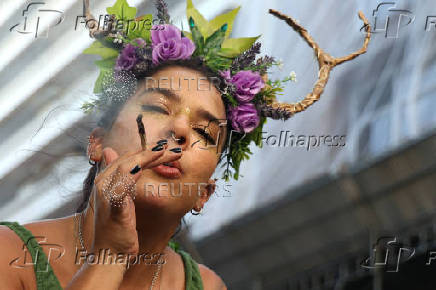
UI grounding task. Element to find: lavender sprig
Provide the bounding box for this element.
[155,0,170,24]
[254,55,276,75]
[231,42,261,72]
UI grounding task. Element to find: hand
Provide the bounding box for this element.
[90,141,182,258]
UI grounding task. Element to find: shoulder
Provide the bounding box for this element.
[0,217,73,288]
[198,263,227,290]
[0,223,29,263]
[0,224,31,289]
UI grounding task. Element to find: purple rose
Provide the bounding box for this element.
[133,38,147,48]
[115,44,138,71]
[151,24,195,65]
[230,70,265,103]
[228,103,260,133]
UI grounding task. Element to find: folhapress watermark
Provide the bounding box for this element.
[75,248,165,269]
[258,131,346,151]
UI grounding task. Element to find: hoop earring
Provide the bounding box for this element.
[88,153,97,166]
[190,208,201,215]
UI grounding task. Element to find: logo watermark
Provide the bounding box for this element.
[9,236,65,272]
[10,2,64,38]
[361,236,415,272]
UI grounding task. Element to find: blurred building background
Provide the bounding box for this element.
[1,0,436,289]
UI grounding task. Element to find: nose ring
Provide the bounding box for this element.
[171,131,181,142]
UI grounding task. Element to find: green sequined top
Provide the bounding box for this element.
[0,221,204,290]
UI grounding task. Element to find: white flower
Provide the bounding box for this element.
[113,37,123,44]
[277,59,284,71]
[290,71,297,82]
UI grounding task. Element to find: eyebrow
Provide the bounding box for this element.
[142,88,222,124]
[143,88,181,103]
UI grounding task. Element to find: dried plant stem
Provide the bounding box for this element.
[267,9,371,116]
[136,114,147,151]
[83,0,115,39]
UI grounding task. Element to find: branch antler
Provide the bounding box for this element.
[83,0,116,39]
[262,9,371,120]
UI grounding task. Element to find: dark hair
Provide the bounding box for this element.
[76,58,232,238]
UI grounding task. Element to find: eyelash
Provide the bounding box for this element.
[142,104,216,145]
[193,127,216,145]
[141,104,169,115]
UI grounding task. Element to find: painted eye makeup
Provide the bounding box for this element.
[141,104,169,115]
[192,125,216,146]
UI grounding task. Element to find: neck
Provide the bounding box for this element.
[135,204,182,255]
[78,200,182,288]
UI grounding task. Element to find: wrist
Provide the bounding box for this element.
[83,258,128,274]
[77,246,131,270]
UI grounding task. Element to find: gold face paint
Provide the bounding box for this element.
[176,106,191,118]
[184,107,191,117]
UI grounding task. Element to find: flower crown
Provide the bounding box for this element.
[81,0,371,181]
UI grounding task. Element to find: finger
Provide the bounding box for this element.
[145,148,183,169]
[104,147,182,208]
[103,147,119,165]
[95,147,147,184]
[95,146,168,209]
[118,144,182,173]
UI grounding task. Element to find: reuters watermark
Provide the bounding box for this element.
[143,76,222,91]
[142,182,232,197]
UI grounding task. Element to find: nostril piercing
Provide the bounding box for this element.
[171,131,181,142]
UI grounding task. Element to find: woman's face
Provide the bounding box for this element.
[97,65,227,216]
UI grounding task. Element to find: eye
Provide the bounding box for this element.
[141,104,169,115]
[193,127,216,146]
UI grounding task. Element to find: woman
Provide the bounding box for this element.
[0,0,370,288]
[0,58,229,289]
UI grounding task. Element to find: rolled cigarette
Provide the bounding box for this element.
[136,114,147,151]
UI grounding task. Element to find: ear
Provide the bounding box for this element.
[87,127,106,163]
[193,178,217,211]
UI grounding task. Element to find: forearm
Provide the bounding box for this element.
[65,262,126,290]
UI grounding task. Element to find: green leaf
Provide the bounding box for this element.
[186,0,212,37]
[94,57,116,70]
[209,6,240,39]
[204,25,226,53]
[83,40,119,59]
[221,36,260,57]
[93,69,111,94]
[204,54,232,71]
[125,14,153,42]
[106,0,137,21]
[182,30,192,41]
[190,18,204,56]
[216,48,239,58]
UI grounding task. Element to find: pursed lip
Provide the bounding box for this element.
[151,161,182,179]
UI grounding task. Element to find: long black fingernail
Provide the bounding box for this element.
[130,165,141,174]
[169,147,182,153]
[152,144,164,151]
[157,139,168,145]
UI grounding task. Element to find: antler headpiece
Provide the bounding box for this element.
[81,0,371,181]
